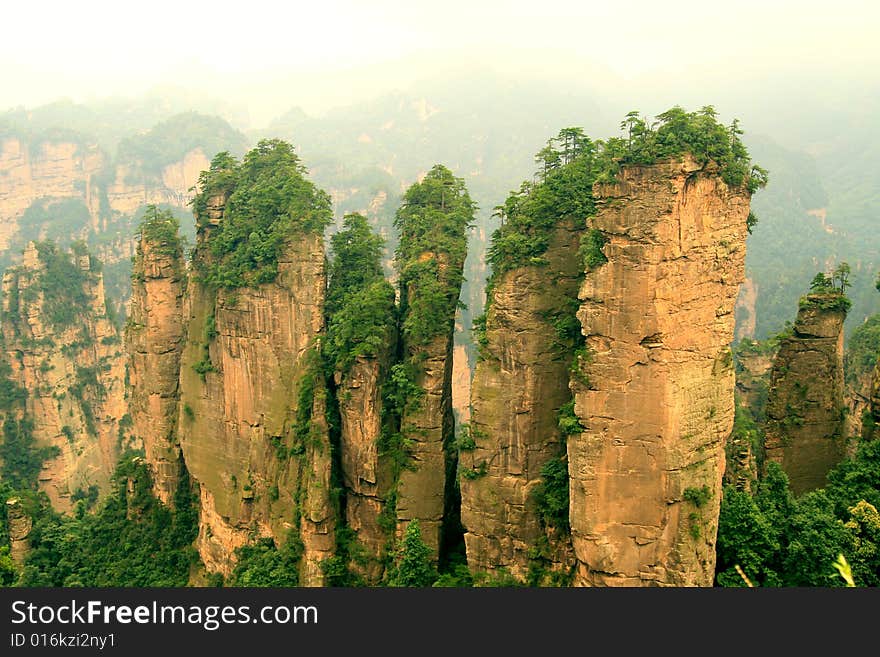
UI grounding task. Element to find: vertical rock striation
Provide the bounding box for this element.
[1,241,126,511]
[5,498,32,566]
[569,156,750,586]
[178,142,336,584]
[126,215,187,505]
[178,235,332,582]
[461,221,580,581]
[335,354,395,582]
[764,294,847,495]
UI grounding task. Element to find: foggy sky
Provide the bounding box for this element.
[3,0,878,126]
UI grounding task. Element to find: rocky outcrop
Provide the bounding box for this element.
[0,242,126,511]
[395,327,457,557]
[461,221,580,582]
[125,232,186,505]
[335,354,395,582]
[569,156,750,586]
[764,294,847,494]
[0,136,207,269]
[6,497,31,566]
[178,226,333,584]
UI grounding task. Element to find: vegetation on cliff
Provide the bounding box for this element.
[395,164,474,346]
[800,263,853,313]
[191,139,332,288]
[845,313,880,387]
[9,456,199,586]
[325,213,396,374]
[15,240,95,330]
[488,107,767,278]
[136,204,185,259]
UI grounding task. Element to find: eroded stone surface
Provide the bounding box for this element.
[764,296,846,494]
[570,157,750,586]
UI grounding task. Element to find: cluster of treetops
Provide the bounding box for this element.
[4,105,873,587]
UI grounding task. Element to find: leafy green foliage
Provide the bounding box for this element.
[325,214,396,374]
[227,531,304,587]
[384,519,438,587]
[800,264,853,313]
[191,140,332,289]
[579,229,608,270]
[137,205,183,258]
[488,129,596,276]
[845,314,880,387]
[0,417,57,491]
[30,241,93,329]
[488,110,765,277]
[395,164,473,346]
[557,400,584,436]
[532,456,570,532]
[717,440,880,586]
[18,456,199,586]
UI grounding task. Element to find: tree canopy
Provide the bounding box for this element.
[395,164,474,346]
[191,140,332,289]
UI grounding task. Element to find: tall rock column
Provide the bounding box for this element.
[394,164,473,558]
[461,221,580,581]
[126,209,186,505]
[764,292,847,494]
[325,213,399,583]
[569,157,750,586]
[178,142,336,584]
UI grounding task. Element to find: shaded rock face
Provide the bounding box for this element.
[125,237,186,505]
[6,497,32,566]
[843,364,873,446]
[461,221,580,581]
[395,329,457,557]
[336,354,394,582]
[726,348,775,491]
[870,362,880,436]
[178,228,334,584]
[764,298,847,495]
[570,157,750,586]
[1,243,126,511]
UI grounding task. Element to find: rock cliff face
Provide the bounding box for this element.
[395,327,457,557]
[0,140,104,250]
[0,242,126,511]
[461,221,580,581]
[178,217,333,583]
[0,136,207,263]
[764,295,847,494]
[104,149,209,217]
[125,233,186,505]
[569,157,750,586]
[5,498,31,565]
[335,352,395,582]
